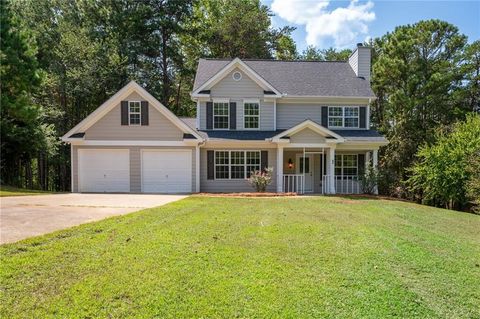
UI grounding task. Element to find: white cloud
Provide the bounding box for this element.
[271,0,375,48]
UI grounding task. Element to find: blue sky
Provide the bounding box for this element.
[262,0,479,52]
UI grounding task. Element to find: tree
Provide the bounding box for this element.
[299,46,352,61]
[370,20,469,194]
[407,114,480,210]
[0,0,56,188]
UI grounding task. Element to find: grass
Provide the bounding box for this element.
[1,196,479,318]
[0,185,54,197]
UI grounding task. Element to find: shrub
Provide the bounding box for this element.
[248,167,273,192]
[361,164,379,195]
[466,152,480,213]
[407,114,480,210]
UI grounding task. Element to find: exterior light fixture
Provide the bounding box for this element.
[288,158,294,169]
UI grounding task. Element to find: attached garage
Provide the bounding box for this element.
[141,149,192,193]
[78,149,130,193]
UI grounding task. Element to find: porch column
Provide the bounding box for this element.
[277,146,284,192]
[372,149,378,194]
[365,151,371,168]
[328,147,336,194]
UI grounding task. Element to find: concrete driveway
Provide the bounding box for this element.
[0,193,187,244]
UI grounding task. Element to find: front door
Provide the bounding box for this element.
[296,154,314,192]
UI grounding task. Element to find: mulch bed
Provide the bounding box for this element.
[195,192,297,197]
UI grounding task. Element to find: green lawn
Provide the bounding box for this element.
[0,185,54,197]
[1,196,479,318]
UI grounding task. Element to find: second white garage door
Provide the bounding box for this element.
[141,149,192,193]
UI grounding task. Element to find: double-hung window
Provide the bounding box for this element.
[328,106,359,128]
[244,101,259,129]
[335,154,358,178]
[213,102,229,129]
[214,151,261,179]
[129,101,141,125]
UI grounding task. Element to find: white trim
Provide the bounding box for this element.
[271,119,345,142]
[128,100,142,126]
[70,144,74,192]
[196,100,200,129]
[243,100,260,130]
[192,58,281,97]
[232,71,242,81]
[68,140,199,146]
[195,145,200,192]
[280,95,376,100]
[212,98,230,103]
[62,81,203,141]
[284,143,333,148]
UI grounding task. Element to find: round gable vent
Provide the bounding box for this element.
[232,71,242,81]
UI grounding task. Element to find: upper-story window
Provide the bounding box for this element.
[129,101,141,125]
[328,106,359,128]
[213,101,229,129]
[244,101,259,129]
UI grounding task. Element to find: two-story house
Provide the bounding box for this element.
[62,44,388,194]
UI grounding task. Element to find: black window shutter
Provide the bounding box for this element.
[321,106,328,127]
[141,101,149,126]
[206,102,213,129]
[261,151,268,171]
[229,102,236,130]
[121,101,128,125]
[359,106,367,128]
[358,154,365,177]
[207,150,215,180]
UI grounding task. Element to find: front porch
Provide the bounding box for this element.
[277,147,378,195]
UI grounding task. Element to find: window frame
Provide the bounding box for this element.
[214,150,261,180]
[128,101,142,126]
[334,154,358,178]
[243,100,260,130]
[213,99,230,130]
[328,106,360,129]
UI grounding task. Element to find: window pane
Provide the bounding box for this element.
[344,118,358,127]
[344,107,358,117]
[329,107,342,116]
[215,151,229,164]
[244,103,259,115]
[329,117,343,127]
[344,167,357,176]
[215,151,229,179]
[246,151,260,177]
[299,157,310,173]
[129,114,140,125]
[230,151,244,164]
[245,117,259,129]
[214,103,229,129]
[343,155,357,167]
[215,165,229,179]
[244,103,259,129]
[231,165,245,179]
[129,102,140,113]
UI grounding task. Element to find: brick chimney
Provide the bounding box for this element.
[348,43,371,82]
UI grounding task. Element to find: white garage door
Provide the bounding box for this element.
[78,149,130,193]
[142,149,192,193]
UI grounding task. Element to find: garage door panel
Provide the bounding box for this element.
[142,150,192,193]
[78,149,130,193]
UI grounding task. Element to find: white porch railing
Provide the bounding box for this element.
[322,175,362,194]
[283,174,304,194]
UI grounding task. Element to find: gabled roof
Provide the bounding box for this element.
[192,58,281,97]
[62,81,203,141]
[193,59,375,98]
[271,120,345,143]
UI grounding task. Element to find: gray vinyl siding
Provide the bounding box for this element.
[200,148,277,192]
[348,47,371,81]
[85,92,183,141]
[277,104,323,129]
[289,128,326,143]
[72,145,196,193]
[198,68,274,130]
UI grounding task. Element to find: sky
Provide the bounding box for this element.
[262,0,480,52]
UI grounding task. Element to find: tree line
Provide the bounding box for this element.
[1,0,479,211]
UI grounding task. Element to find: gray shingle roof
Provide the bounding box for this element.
[193,59,375,97]
[180,118,386,142]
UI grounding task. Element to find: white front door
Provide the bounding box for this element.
[78,149,130,193]
[141,149,192,193]
[296,154,314,192]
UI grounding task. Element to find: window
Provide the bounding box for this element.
[129,101,141,125]
[244,102,259,129]
[335,154,358,177]
[215,151,229,179]
[213,102,229,129]
[328,106,359,128]
[246,151,260,177]
[214,151,261,179]
[299,157,310,174]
